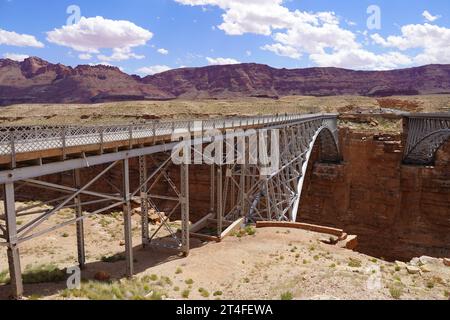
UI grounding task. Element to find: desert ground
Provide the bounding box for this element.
[0,202,448,300]
[0,95,449,127]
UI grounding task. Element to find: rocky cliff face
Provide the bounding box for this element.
[0,57,171,105]
[299,129,450,261]
[2,57,450,106]
[144,63,450,98]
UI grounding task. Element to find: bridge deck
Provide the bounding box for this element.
[0,114,335,167]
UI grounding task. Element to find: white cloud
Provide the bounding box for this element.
[422,10,441,22]
[310,50,412,70]
[175,0,295,36]
[261,43,301,59]
[157,48,169,55]
[371,23,450,64]
[47,16,152,61]
[2,53,30,61]
[0,28,44,48]
[97,47,145,62]
[136,65,172,75]
[206,57,240,65]
[175,0,411,70]
[78,53,92,60]
[176,1,450,69]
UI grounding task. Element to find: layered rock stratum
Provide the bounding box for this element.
[1,57,450,106]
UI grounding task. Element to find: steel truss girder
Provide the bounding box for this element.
[403,115,450,165]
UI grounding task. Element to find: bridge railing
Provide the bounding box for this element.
[0,113,338,163]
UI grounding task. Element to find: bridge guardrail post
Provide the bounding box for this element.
[99,126,104,154]
[10,131,16,169]
[61,127,66,160]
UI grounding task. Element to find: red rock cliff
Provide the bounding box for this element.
[298,128,450,261]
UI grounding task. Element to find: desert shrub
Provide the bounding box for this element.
[280,291,293,300]
[182,289,190,298]
[348,258,362,268]
[0,270,10,284]
[198,288,210,298]
[389,284,403,300]
[101,253,126,263]
[61,278,165,300]
[23,264,66,284]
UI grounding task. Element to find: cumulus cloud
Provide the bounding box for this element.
[422,10,441,22]
[206,57,240,65]
[175,0,412,70]
[261,43,301,59]
[371,23,450,64]
[97,47,145,62]
[157,48,169,55]
[136,65,172,75]
[47,16,152,61]
[78,53,92,60]
[310,50,412,70]
[2,53,30,61]
[0,28,44,47]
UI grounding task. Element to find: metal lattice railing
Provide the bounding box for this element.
[0,113,338,163]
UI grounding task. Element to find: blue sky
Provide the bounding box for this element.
[1,0,449,74]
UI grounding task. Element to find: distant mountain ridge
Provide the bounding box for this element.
[1,57,450,106]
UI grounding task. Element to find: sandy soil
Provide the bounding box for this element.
[0,202,448,300]
[0,95,449,126]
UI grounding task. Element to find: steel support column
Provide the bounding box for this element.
[4,183,23,298]
[139,156,149,247]
[240,164,246,218]
[73,169,85,269]
[122,159,133,276]
[216,166,223,237]
[180,163,190,256]
[209,165,215,214]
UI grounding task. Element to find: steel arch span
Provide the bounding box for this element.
[403,114,450,165]
[222,116,341,223]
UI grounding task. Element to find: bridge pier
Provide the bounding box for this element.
[122,158,134,277]
[180,162,190,256]
[216,166,223,237]
[3,183,23,299]
[139,156,149,248]
[73,168,85,269]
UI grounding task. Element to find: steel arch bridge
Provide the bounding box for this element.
[0,113,341,298]
[221,117,340,224]
[403,114,450,165]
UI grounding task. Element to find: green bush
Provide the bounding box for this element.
[101,253,126,263]
[348,258,362,268]
[23,264,66,284]
[280,292,293,300]
[182,289,190,299]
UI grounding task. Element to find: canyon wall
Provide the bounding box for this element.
[298,128,450,261]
